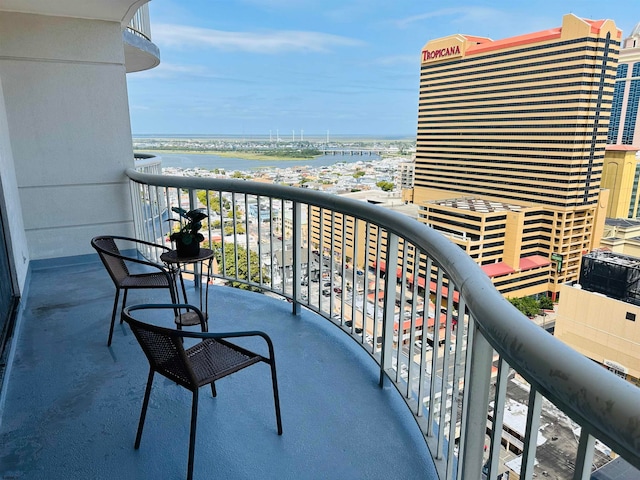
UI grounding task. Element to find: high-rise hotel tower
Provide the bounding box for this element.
[608,21,640,146]
[413,14,621,299]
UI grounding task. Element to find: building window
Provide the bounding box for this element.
[626,312,636,322]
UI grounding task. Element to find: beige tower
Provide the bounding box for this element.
[414,14,620,299]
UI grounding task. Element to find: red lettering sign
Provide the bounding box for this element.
[421,45,461,62]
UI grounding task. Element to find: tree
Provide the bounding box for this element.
[353,170,365,179]
[196,190,230,215]
[508,296,541,317]
[210,241,267,292]
[376,181,394,192]
[538,295,554,310]
[223,223,246,236]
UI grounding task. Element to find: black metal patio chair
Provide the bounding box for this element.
[122,303,283,480]
[91,235,182,345]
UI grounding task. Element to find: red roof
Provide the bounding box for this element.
[465,17,621,57]
[415,278,460,303]
[519,255,551,270]
[394,317,424,331]
[367,291,385,302]
[481,262,515,277]
[481,255,551,278]
[466,29,561,56]
[606,145,640,152]
[371,261,408,280]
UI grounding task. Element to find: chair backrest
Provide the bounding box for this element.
[124,313,198,389]
[91,236,130,285]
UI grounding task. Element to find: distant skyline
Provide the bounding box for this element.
[127,0,640,136]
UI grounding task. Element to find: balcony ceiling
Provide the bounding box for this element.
[0,0,149,25]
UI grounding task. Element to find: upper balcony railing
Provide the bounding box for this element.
[126,166,640,480]
[126,3,151,41]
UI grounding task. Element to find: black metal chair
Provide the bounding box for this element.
[122,304,283,480]
[91,235,182,346]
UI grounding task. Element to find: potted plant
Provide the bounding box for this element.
[168,207,208,257]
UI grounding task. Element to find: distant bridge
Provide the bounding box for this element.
[320,149,382,156]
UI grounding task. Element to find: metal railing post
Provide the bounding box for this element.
[459,318,493,480]
[292,201,301,315]
[380,232,399,387]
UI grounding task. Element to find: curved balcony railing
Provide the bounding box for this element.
[126,168,640,480]
[126,3,151,41]
[123,4,159,73]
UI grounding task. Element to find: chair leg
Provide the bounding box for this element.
[269,360,283,435]
[108,289,120,346]
[135,369,155,449]
[119,289,129,324]
[187,389,199,480]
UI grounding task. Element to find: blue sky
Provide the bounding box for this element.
[127,0,640,137]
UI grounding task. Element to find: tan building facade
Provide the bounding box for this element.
[556,283,640,384]
[601,218,640,257]
[601,145,640,218]
[413,14,620,299]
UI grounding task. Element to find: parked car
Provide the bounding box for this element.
[322,289,330,297]
[323,281,331,287]
[334,287,342,294]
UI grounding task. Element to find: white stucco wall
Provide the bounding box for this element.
[0,78,29,293]
[0,11,136,261]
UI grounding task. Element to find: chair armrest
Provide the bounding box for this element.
[122,303,277,360]
[108,235,173,254]
[96,238,175,274]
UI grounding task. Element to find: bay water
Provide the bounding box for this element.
[157,152,380,171]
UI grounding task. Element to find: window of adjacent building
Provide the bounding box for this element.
[621,63,640,145]
[626,312,636,322]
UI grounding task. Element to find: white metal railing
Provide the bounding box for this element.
[126,168,640,480]
[126,4,151,41]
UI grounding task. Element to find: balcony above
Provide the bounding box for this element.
[0,1,150,23]
[0,1,160,73]
[0,256,437,479]
[123,27,160,73]
[124,3,160,73]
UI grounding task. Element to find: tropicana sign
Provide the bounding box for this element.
[421,45,462,62]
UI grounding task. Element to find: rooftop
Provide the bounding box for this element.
[429,197,525,213]
[605,218,640,227]
[585,249,640,268]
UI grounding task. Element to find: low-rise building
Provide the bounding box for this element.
[555,250,640,384]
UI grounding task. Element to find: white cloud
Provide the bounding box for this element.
[395,7,509,29]
[153,24,366,53]
[130,62,210,79]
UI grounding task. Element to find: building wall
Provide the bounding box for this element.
[413,14,620,297]
[601,218,640,256]
[608,24,640,146]
[556,283,640,383]
[0,78,28,293]
[601,147,640,218]
[0,12,136,264]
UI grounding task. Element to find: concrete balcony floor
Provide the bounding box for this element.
[0,256,437,479]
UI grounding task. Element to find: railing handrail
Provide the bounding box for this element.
[126,167,640,471]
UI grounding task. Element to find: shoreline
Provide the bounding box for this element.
[135,149,322,162]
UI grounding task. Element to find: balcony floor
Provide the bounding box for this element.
[0,256,437,479]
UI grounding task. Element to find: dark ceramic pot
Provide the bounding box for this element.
[176,238,200,258]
